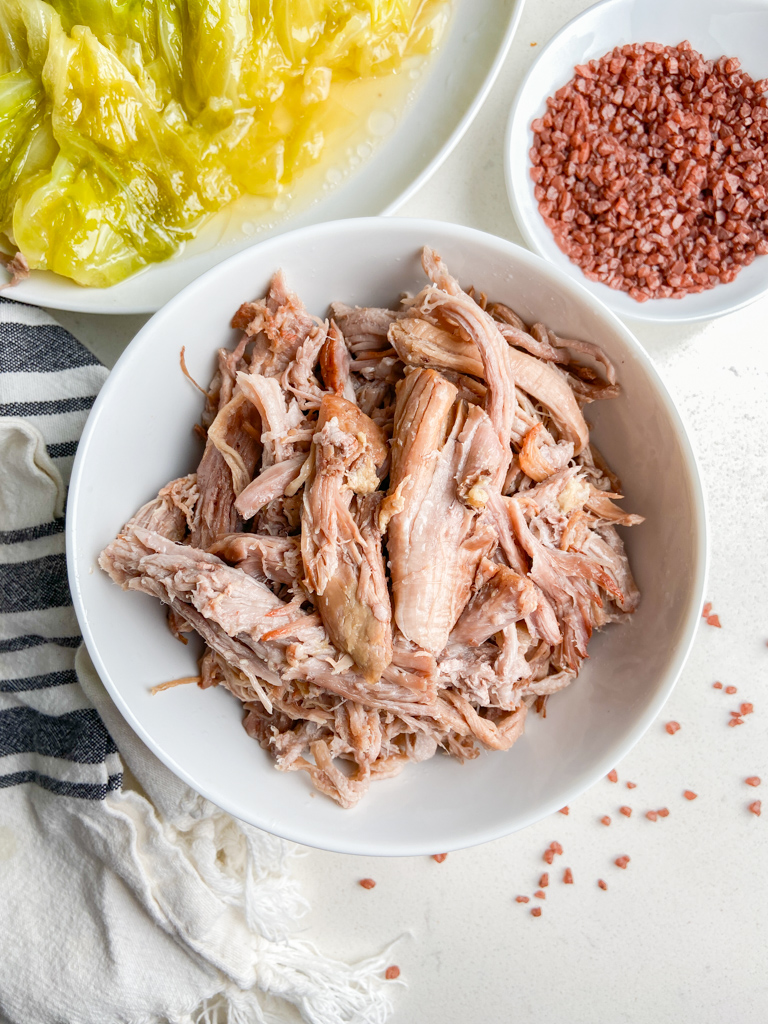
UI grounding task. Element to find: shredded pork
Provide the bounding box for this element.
[100,248,643,807]
[0,252,30,290]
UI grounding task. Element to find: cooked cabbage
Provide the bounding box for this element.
[0,0,448,286]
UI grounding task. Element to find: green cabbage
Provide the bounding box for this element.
[0,0,448,287]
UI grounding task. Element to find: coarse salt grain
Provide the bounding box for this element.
[657,807,670,818]
[741,703,754,716]
[563,868,574,884]
[620,806,632,817]
[531,907,542,917]
[607,769,618,783]
[359,878,376,889]
[665,721,681,735]
[534,890,546,899]
[550,841,563,855]
[598,879,608,890]
[539,873,549,888]
[729,717,744,727]
[559,806,570,815]
[646,810,658,821]
[385,966,400,980]
[615,856,631,869]
[725,685,738,695]
[749,801,762,817]
[515,896,530,903]
[707,615,722,628]
[432,854,448,863]
[601,815,611,826]
[683,790,698,801]
[746,777,761,787]
[626,782,637,789]
[713,682,723,690]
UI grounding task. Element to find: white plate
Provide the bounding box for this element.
[67,217,707,856]
[8,0,525,315]
[505,0,768,324]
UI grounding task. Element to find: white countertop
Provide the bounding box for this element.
[51,2,768,1021]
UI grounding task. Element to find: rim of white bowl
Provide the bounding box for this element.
[381,0,526,217]
[67,217,709,855]
[503,0,768,326]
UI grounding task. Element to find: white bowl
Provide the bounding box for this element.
[67,218,707,855]
[505,0,768,325]
[8,0,525,315]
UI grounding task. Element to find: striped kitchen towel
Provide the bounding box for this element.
[0,296,120,798]
[0,298,393,1024]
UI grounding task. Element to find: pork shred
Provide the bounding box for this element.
[0,251,30,290]
[100,248,643,808]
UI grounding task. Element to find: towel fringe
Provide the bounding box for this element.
[164,790,396,1023]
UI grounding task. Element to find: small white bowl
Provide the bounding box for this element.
[505,0,768,324]
[67,218,707,855]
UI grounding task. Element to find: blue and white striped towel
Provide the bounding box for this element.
[0,298,392,1024]
[0,296,120,800]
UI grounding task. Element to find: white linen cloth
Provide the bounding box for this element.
[0,298,393,1024]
